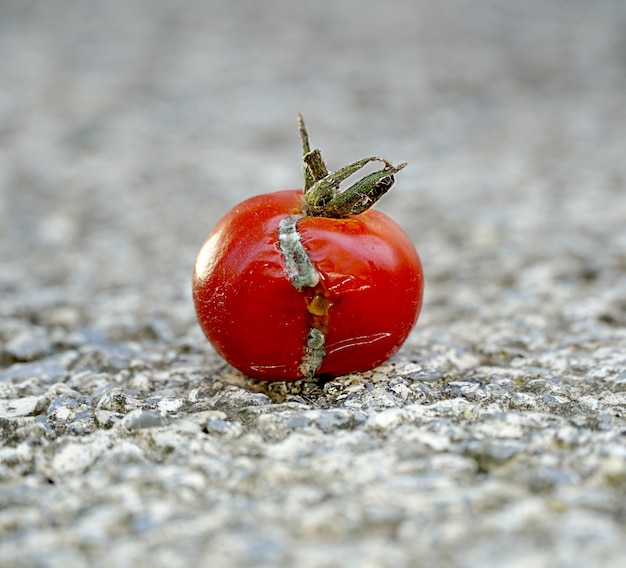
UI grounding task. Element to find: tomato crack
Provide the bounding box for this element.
[300,328,326,379]
[278,215,319,290]
[278,215,327,378]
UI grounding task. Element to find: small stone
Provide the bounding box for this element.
[202,411,242,437]
[366,408,404,431]
[204,416,230,434]
[467,440,523,471]
[157,397,186,414]
[601,456,626,487]
[509,391,538,410]
[122,410,166,430]
[285,414,312,430]
[0,355,69,384]
[0,396,41,419]
[313,409,353,432]
[40,306,82,328]
[529,466,577,492]
[443,379,490,401]
[388,379,412,400]
[4,333,52,362]
[94,409,123,429]
[96,389,141,414]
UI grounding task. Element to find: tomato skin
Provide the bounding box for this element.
[192,189,423,382]
[193,190,307,380]
[299,212,423,377]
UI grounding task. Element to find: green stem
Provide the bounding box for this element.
[298,113,314,192]
[297,114,407,218]
[321,162,407,217]
[303,149,329,189]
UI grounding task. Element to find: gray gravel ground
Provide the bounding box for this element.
[1,1,626,567]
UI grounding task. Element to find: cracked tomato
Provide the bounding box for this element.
[192,116,423,382]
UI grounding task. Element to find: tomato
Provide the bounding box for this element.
[192,116,424,382]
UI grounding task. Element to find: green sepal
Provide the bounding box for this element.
[297,114,407,218]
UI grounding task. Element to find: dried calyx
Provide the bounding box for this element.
[298,113,407,218]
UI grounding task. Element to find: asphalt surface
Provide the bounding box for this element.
[1,1,626,567]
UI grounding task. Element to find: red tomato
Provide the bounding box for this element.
[193,189,423,382]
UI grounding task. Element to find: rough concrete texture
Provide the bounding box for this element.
[1,1,626,567]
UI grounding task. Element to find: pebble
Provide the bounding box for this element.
[0,396,40,419]
[4,333,52,362]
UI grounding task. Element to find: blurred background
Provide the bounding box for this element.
[1,0,625,343]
